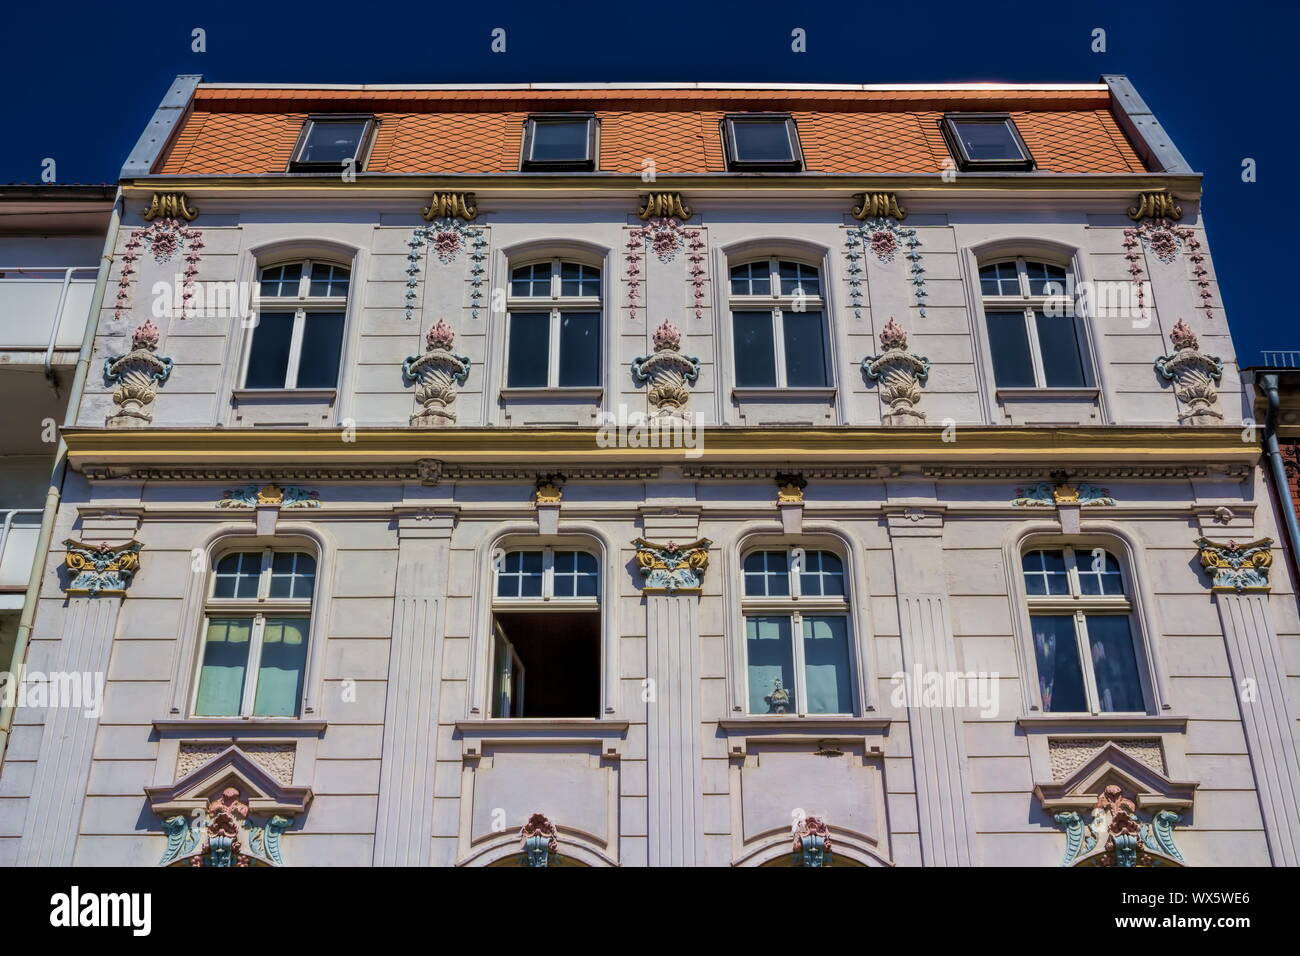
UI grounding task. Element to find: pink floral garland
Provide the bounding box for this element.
[1122,218,1213,320]
[624,218,707,320]
[115,218,204,320]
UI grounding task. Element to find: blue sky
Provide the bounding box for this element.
[2,0,1294,362]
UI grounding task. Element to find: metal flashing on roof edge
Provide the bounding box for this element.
[1102,75,1192,175]
[120,74,201,180]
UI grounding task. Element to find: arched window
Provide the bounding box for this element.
[1022,546,1144,714]
[490,547,600,718]
[505,259,601,388]
[244,260,351,389]
[741,547,853,715]
[729,258,829,388]
[979,257,1088,389]
[192,548,317,717]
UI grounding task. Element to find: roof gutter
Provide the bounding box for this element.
[1260,373,1300,579]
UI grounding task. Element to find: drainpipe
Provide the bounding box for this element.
[1260,372,1300,574]
[0,189,123,764]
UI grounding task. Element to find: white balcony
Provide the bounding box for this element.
[0,266,98,359]
[0,509,41,608]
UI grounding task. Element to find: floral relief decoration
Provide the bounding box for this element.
[1122,218,1213,320]
[624,218,707,321]
[843,218,926,319]
[405,217,489,320]
[115,218,205,320]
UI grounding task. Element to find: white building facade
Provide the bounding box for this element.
[2,76,1299,867]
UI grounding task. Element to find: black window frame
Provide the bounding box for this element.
[940,112,1035,171]
[287,114,377,173]
[722,114,804,171]
[520,113,599,171]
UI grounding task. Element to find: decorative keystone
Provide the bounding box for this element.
[535,474,565,505]
[775,473,807,504]
[421,191,478,222]
[637,192,692,221]
[792,816,833,867]
[850,191,906,221]
[520,813,559,867]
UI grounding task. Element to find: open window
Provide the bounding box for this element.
[490,548,601,718]
[740,547,855,716]
[289,115,376,172]
[192,548,316,718]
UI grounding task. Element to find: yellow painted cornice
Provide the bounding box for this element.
[62,425,1255,472]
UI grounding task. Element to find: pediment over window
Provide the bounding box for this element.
[1034,742,1197,867]
[145,744,312,817]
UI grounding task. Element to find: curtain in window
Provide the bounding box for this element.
[195,617,252,716]
[746,616,794,714]
[1031,614,1086,712]
[1085,615,1143,712]
[253,617,310,717]
[802,615,852,713]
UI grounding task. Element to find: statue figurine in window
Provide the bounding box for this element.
[765,678,792,714]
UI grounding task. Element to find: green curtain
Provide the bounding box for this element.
[194,617,252,716]
[746,616,794,714]
[253,617,309,716]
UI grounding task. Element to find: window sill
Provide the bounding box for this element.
[499,387,603,401]
[1015,713,1187,732]
[153,717,327,737]
[995,387,1099,401]
[717,716,890,732]
[731,387,837,402]
[232,388,338,402]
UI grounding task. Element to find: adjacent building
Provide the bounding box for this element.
[2,76,1298,867]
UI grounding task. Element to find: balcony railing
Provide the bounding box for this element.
[1261,351,1300,369]
[0,509,41,593]
[0,267,98,364]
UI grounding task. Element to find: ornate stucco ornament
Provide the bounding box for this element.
[421,191,478,222]
[1012,481,1115,507]
[843,219,926,318]
[158,787,293,868]
[1055,785,1184,868]
[862,317,930,425]
[792,816,833,867]
[103,319,173,428]
[637,191,692,221]
[1126,191,1182,222]
[632,537,711,593]
[115,217,204,320]
[1154,319,1224,425]
[625,218,707,320]
[775,473,807,504]
[764,677,792,714]
[535,474,565,505]
[1195,537,1273,592]
[631,320,701,415]
[520,813,559,867]
[405,217,488,319]
[217,484,321,508]
[63,540,141,595]
[850,191,906,221]
[142,191,199,222]
[403,318,471,426]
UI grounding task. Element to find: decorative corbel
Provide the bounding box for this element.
[403,318,471,426]
[421,191,478,222]
[637,191,692,221]
[850,191,906,221]
[416,458,443,486]
[776,473,806,533]
[104,319,172,428]
[1154,319,1224,424]
[632,537,711,594]
[792,816,833,867]
[1195,537,1273,592]
[535,474,565,505]
[143,191,199,222]
[520,813,559,867]
[63,540,141,595]
[862,317,929,425]
[631,320,701,415]
[1127,191,1182,222]
[1011,478,1115,508]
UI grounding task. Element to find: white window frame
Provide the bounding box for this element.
[979,256,1088,389]
[241,259,351,390]
[1023,545,1145,716]
[492,546,601,606]
[504,258,603,389]
[728,257,828,389]
[191,548,315,719]
[740,546,855,717]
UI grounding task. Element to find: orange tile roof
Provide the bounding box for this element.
[154,87,1148,176]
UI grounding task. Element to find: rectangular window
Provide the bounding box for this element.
[522,114,597,170]
[986,311,1036,388]
[802,616,853,714]
[1085,615,1144,712]
[244,312,295,389]
[782,310,829,387]
[558,311,600,387]
[746,616,796,714]
[941,113,1034,170]
[194,617,253,717]
[724,115,803,170]
[1031,614,1088,713]
[506,312,551,388]
[290,116,374,171]
[733,311,777,387]
[252,617,310,717]
[295,312,346,388]
[1034,312,1087,387]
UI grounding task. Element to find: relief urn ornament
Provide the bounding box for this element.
[862,317,930,425]
[402,317,471,426]
[103,319,173,427]
[631,319,701,416]
[1153,318,1224,425]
